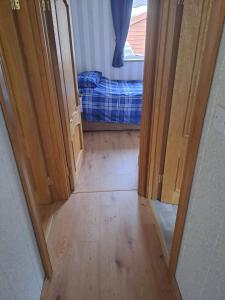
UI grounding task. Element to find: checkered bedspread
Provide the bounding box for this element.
[79,77,143,124]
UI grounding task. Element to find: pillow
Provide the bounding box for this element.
[78,71,102,88]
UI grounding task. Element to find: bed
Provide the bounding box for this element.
[78,71,143,130]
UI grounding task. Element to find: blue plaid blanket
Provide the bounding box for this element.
[79,77,143,124]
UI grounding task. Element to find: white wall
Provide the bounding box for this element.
[176,25,225,300]
[0,109,44,300]
[70,0,144,80]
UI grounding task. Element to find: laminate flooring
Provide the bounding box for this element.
[75,131,139,192]
[44,131,178,300]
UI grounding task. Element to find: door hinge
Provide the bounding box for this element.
[42,0,50,12]
[158,174,163,184]
[47,176,54,186]
[177,0,184,5]
[10,0,20,10]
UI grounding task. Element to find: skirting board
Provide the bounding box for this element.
[82,120,140,131]
[149,200,170,265]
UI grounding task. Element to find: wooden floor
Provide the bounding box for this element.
[44,132,178,300]
[75,131,139,192]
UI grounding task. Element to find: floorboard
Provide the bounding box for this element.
[75,131,139,192]
[43,131,178,300]
[45,192,177,300]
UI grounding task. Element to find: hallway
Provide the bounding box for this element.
[44,132,178,300]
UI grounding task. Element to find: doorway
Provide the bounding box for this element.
[62,0,148,193]
[0,0,178,284]
[139,0,225,276]
[151,0,201,258]
[1,0,223,296]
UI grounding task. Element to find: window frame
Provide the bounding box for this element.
[124,56,145,62]
[125,1,148,62]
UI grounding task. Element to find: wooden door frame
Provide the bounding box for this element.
[42,0,84,191]
[1,0,72,204]
[139,0,225,277]
[0,0,83,284]
[43,6,76,191]
[21,0,71,202]
[26,0,71,202]
[169,0,225,276]
[138,0,184,199]
[0,49,52,280]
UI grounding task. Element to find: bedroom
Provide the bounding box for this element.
[72,0,145,131]
[68,0,147,192]
[70,0,179,260]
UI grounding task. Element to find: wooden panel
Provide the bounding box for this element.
[170,0,225,275]
[138,0,161,196]
[39,202,62,240]
[161,0,210,204]
[55,0,77,112]
[72,125,82,161]
[46,0,84,189]
[139,0,183,200]
[0,0,51,205]
[13,0,71,202]
[0,2,52,278]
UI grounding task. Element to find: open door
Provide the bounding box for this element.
[161,0,209,204]
[0,0,52,205]
[43,0,84,190]
[139,0,218,205]
[0,0,52,277]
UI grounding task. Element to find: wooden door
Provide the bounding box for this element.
[138,0,183,199]
[161,0,209,204]
[46,0,84,190]
[0,0,52,205]
[0,61,53,279]
[9,0,72,202]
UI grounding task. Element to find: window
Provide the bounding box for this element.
[125,0,147,61]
